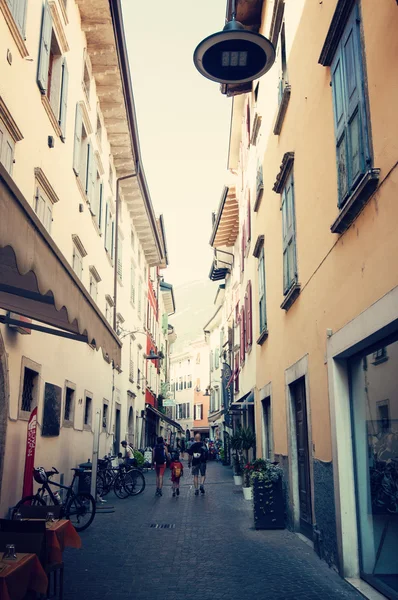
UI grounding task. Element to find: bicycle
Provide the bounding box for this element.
[14,467,96,532]
[96,455,145,498]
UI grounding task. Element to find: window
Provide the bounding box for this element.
[96,111,102,147]
[109,163,114,191]
[82,52,91,103]
[0,117,15,175]
[37,3,69,140]
[72,235,86,280]
[372,347,388,365]
[104,200,115,259]
[244,281,253,351]
[73,104,90,186]
[129,337,134,383]
[42,383,62,436]
[117,235,123,281]
[102,402,108,430]
[330,4,370,208]
[279,22,288,102]
[138,279,142,317]
[84,395,92,427]
[179,377,183,391]
[64,385,75,425]
[240,306,246,365]
[258,248,267,335]
[34,186,53,233]
[195,404,203,421]
[89,266,101,302]
[187,375,192,389]
[21,367,39,413]
[130,262,136,305]
[281,170,297,294]
[214,349,220,370]
[186,403,190,419]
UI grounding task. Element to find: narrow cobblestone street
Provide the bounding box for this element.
[63,462,362,600]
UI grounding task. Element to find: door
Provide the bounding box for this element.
[292,377,313,538]
[262,397,271,459]
[114,407,121,455]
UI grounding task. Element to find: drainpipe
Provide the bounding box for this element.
[113,171,138,331]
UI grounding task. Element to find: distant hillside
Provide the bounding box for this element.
[170,279,218,353]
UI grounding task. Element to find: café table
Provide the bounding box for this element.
[45,519,82,564]
[0,552,48,600]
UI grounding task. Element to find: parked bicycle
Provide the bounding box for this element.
[97,455,145,498]
[14,467,96,532]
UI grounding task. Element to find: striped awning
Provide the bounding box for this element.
[210,186,239,249]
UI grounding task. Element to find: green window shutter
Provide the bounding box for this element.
[104,203,109,251]
[331,4,369,207]
[98,183,103,230]
[10,0,28,36]
[86,143,93,196]
[37,1,52,93]
[59,59,69,141]
[282,171,297,294]
[72,103,82,176]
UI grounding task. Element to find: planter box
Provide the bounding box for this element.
[253,478,284,529]
[242,486,253,500]
[233,475,243,486]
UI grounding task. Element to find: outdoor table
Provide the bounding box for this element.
[0,552,48,600]
[45,519,82,564]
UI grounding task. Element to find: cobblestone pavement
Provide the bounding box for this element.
[63,461,362,600]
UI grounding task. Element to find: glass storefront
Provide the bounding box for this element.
[350,339,398,599]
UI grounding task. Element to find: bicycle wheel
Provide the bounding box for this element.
[13,495,45,517]
[96,473,106,497]
[125,469,146,496]
[65,492,96,531]
[100,470,113,497]
[113,473,130,499]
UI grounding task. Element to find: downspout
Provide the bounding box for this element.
[113,171,138,331]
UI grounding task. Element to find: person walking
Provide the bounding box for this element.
[153,436,167,496]
[188,434,208,496]
[169,452,184,497]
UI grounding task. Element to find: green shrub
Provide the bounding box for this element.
[134,450,144,467]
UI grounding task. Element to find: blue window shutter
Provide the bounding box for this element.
[281,171,297,293]
[12,0,28,36]
[331,3,369,207]
[59,59,69,140]
[73,104,82,176]
[85,143,92,196]
[37,2,52,93]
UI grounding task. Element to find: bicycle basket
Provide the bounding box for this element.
[33,467,48,484]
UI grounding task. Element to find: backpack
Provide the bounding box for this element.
[173,464,182,478]
[154,444,165,465]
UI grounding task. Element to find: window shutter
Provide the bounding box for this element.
[241,224,245,272]
[247,280,252,347]
[86,144,95,199]
[59,59,69,140]
[246,191,251,245]
[73,104,82,176]
[37,1,52,93]
[104,203,109,251]
[240,306,245,365]
[98,183,103,230]
[117,236,122,280]
[13,0,28,36]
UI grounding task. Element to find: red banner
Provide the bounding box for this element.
[22,407,38,497]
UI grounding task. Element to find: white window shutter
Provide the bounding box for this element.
[73,104,82,176]
[59,59,69,140]
[37,2,52,93]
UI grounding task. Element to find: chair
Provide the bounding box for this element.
[15,505,62,520]
[0,519,63,599]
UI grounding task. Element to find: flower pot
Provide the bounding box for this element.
[233,475,243,486]
[242,486,253,500]
[253,478,284,529]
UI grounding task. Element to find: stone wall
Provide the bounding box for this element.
[313,459,339,569]
[274,454,292,529]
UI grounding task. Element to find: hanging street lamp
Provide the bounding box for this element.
[193,0,275,85]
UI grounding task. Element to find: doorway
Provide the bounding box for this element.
[128,406,134,446]
[262,396,272,459]
[0,332,9,505]
[291,377,313,539]
[114,406,121,455]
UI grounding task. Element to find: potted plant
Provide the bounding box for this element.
[242,462,254,500]
[250,459,285,529]
[232,454,243,485]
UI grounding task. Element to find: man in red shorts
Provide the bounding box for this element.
[153,436,167,496]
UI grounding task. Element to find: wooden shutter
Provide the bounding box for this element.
[282,171,296,293]
[331,4,368,207]
[59,59,69,140]
[37,1,52,93]
[98,183,103,230]
[246,280,252,347]
[73,103,82,176]
[240,306,245,365]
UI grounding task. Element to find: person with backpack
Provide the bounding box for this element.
[169,452,184,497]
[188,433,208,496]
[153,436,167,496]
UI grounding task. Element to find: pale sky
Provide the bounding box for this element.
[122,0,232,287]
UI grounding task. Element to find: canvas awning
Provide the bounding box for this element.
[146,404,184,433]
[0,166,122,367]
[210,186,239,249]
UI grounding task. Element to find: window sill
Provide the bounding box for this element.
[0,1,29,58]
[330,169,380,234]
[41,95,63,139]
[105,251,114,268]
[273,84,291,136]
[254,184,264,213]
[18,410,34,421]
[63,420,74,428]
[257,329,269,346]
[83,424,93,432]
[281,282,301,311]
[372,356,388,366]
[74,174,88,204]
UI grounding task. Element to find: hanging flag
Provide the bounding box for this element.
[22,407,38,497]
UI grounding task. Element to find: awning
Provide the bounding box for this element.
[146,404,184,433]
[208,409,226,423]
[0,166,122,367]
[209,186,239,248]
[160,281,175,315]
[230,390,254,410]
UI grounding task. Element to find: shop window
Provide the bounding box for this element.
[42,383,62,436]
